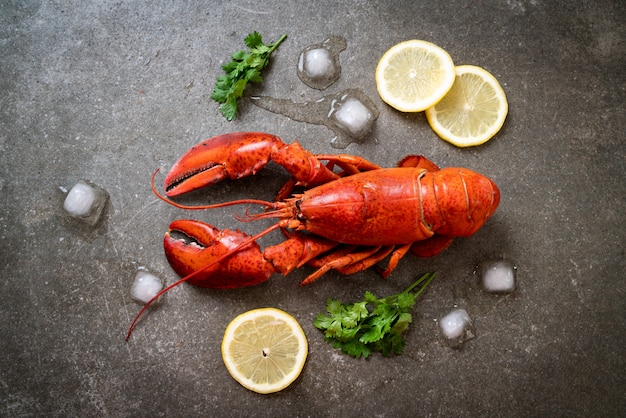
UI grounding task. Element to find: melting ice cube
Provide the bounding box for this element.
[331,98,374,137]
[479,259,517,293]
[297,36,347,90]
[327,90,379,147]
[300,48,333,80]
[63,180,109,225]
[251,88,379,149]
[64,182,95,217]
[130,270,163,304]
[439,308,475,347]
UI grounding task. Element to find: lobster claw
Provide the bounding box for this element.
[164,219,274,289]
[164,132,283,197]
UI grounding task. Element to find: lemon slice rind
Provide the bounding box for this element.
[425,65,508,147]
[222,308,308,394]
[376,40,456,112]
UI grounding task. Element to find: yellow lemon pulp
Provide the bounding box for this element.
[376,40,456,112]
[425,65,508,147]
[221,308,308,394]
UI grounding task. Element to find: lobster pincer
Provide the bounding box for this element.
[163,220,275,289]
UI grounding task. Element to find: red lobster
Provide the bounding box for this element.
[126,132,499,339]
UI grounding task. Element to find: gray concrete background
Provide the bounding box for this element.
[1,1,624,416]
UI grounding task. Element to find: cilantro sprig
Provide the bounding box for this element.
[314,272,436,358]
[211,31,287,121]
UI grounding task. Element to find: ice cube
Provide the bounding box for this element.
[64,182,95,216]
[300,48,334,79]
[331,98,374,137]
[63,180,109,225]
[296,36,346,90]
[251,88,378,149]
[479,259,517,293]
[130,270,163,304]
[439,308,475,347]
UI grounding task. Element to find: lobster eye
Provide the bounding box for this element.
[295,200,306,221]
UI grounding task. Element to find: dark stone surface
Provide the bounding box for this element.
[1,1,624,416]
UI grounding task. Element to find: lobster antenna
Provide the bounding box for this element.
[234,206,293,223]
[126,222,282,341]
[151,168,275,210]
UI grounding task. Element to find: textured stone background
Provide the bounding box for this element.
[1,1,624,416]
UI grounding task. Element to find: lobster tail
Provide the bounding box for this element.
[422,168,500,237]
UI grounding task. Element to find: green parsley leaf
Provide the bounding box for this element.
[244,31,263,49]
[313,272,436,359]
[211,31,287,121]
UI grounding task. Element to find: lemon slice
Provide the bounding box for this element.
[222,308,308,394]
[425,65,508,147]
[376,40,456,112]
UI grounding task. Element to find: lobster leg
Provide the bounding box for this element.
[335,246,397,276]
[274,154,382,201]
[314,153,382,174]
[398,154,441,171]
[299,246,390,286]
[409,234,455,257]
[376,244,413,278]
[299,242,416,285]
[327,243,412,279]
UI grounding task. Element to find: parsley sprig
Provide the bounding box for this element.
[211,31,287,121]
[314,272,436,358]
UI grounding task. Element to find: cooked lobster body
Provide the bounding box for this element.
[289,167,498,245]
[126,132,500,340]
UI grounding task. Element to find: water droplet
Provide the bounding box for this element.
[297,36,347,90]
[251,89,379,149]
